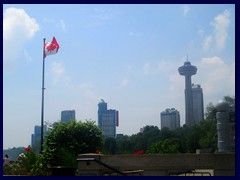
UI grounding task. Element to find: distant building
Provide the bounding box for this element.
[61,110,75,123]
[140,127,144,133]
[98,99,119,138]
[161,108,180,130]
[116,134,124,138]
[31,125,47,147]
[192,84,204,125]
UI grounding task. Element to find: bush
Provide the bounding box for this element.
[42,120,103,169]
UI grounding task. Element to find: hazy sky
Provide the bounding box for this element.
[3,4,235,149]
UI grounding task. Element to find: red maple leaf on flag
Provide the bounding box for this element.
[44,36,59,58]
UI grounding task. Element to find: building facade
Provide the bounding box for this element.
[161,108,180,130]
[192,84,204,125]
[61,110,75,123]
[31,125,47,147]
[98,99,119,138]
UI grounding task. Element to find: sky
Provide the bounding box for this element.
[3,4,235,149]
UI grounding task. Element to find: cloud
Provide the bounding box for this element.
[143,63,150,75]
[3,8,39,40]
[197,56,235,102]
[121,78,130,87]
[86,8,115,28]
[198,29,204,36]
[157,61,169,73]
[51,62,65,83]
[59,19,66,31]
[169,73,184,93]
[197,27,204,37]
[142,60,179,77]
[79,82,93,89]
[201,56,224,65]
[128,31,142,37]
[202,36,213,51]
[202,9,230,51]
[24,49,32,62]
[212,9,230,50]
[79,82,96,99]
[3,7,40,71]
[183,5,190,16]
[78,82,106,104]
[43,18,67,32]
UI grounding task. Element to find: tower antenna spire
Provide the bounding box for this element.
[186,53,188,62]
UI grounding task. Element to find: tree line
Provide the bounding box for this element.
[102,96,235,154]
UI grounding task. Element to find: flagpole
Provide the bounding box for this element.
[40,38,46,153]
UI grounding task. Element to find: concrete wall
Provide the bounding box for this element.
[77,153,235,176]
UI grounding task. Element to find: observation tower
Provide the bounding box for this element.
[178,59,197,126]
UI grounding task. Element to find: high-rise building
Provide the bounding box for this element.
[178,59,197,126]
[61,110,75,123]
[160,108,180,130]
[98,99,119,138]
[192,84,204,124]
[31,125,47,147]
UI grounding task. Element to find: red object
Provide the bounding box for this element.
[95,149,100,154]
[44,36,60,58]
[134,150,144,155]
[25,147,31,152]
[18,156,20,160]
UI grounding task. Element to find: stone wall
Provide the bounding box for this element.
[77,153,235,176]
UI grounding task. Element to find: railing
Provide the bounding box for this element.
[169,170,212,176]
[78,157,125,176]
[77,157,143,176]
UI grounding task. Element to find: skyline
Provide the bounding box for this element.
[3,4,235,149]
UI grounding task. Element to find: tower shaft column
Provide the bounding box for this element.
[185,75,194,126]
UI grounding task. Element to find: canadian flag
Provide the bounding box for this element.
[44,37,59,58]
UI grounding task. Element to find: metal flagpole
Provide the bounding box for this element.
[40,38,46,153]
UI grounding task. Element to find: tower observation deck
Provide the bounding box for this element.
[178,61,197,126]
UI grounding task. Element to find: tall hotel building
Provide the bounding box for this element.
[98,100,119,138]
[161,108,180,130]
[61,110,75,123]
[192,84,204,124]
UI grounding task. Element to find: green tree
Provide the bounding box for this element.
[147,138,180,154]
[224,96,235,122]
[224,96,235,110]
[103,137,116,154]
[42,120,103,167]
[198,119,217,150]
[159,127,174,139]
[185,125,201,152]
[116,135,133,154]
[205,102,217,121]
[132,125,161,152]
[173,127,188,153]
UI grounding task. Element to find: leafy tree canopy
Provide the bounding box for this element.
[42,120,103,166]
